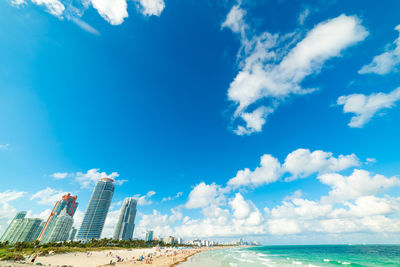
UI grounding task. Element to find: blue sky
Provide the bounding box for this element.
[1,0,400,245]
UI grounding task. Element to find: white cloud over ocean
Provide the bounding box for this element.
[130,148,400,240]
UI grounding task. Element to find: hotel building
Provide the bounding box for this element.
[76,178,114,240]
[113,197,137,240]
[38,193,78,243]
[145,230,153,242]
[0,212,43,244]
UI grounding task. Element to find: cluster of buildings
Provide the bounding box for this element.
[185,239,215,247]
[0,178,138,244]
[0,178,261,247]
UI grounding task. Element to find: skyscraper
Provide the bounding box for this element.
[68,227,77,241]
[113,198,137,240]
[0,211,27,242]
[0,212,43,244]
[42,210,73,243]
[145,230,153,242]
[38,193,78,243]
[76,178,114,240]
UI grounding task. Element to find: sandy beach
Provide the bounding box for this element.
[0,247,213,267]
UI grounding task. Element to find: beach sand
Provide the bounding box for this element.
[0,247,213,267]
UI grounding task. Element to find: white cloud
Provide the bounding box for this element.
[270,198,332,220]
[264,186,400,235]
[129,166,400,239]
[75,168,123,188]
[337,87,400,128]
[342,195,399,217]
[135,0,165,17]
[7,0,164,26]
[71,17,100,35]
[229,193,263,226]
[359,24,400,75]
[177,195,266,238]
[169,208,183,223]
[229,193,251,219]
[0,190,26,203]
[102,209,120,238]
[31,0,65,17]
[110,200,123,210]
[223,5,368,134]
[185,182,223,209]
[114,179,128,186]
[319,169,400,202]
[268,219,301,235]
[228,149,358,188]
[30,187,68,205]
[162,192,183,202]
[135,191,156,205]
[51,168,126,187]
[0,190,26,235]
[234,106,273,136]
[298,8,310,25]
[283,148,360,180]
[366,158,376,163]
[0,144,10,150]
[135,210,175,238]
[90,0,128,25]
[227,154,282,188]
[72,208,84,229]
[0,203,18,234]
[10,0,26,5]
[316,216,400,234]
[221,3,247,34]
[26,208,52,221]
[52,172,69,179]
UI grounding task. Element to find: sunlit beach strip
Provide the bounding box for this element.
[0,246,216,267]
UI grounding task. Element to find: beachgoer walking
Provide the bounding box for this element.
[31,254,37,264]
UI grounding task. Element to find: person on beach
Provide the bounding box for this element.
[31,254,37,264]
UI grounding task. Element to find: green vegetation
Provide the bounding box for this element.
[0,238,178,261]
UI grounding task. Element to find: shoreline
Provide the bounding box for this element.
[171,246,235,267]
[169,248,206,267]
[115,247,215,267]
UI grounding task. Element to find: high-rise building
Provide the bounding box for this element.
[0,211,27,242]
[145,230,153,242]
[76,178,115,240]
[113,198,137,240]
[68,227,77,241]
[0,212,43,244]
[43,210,73,243]
[38,193,78,243]
[33,221,45,241]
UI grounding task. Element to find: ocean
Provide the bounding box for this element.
[178,245,400,266]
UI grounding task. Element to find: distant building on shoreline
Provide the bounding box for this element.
[145,230,153,242]
[0,211,43,244]
[38,193,78,243]
[76,178,114,240]
[113,197,137,240]
[164,236,175,244]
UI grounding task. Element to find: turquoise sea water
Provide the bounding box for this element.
[178,245,400,266]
